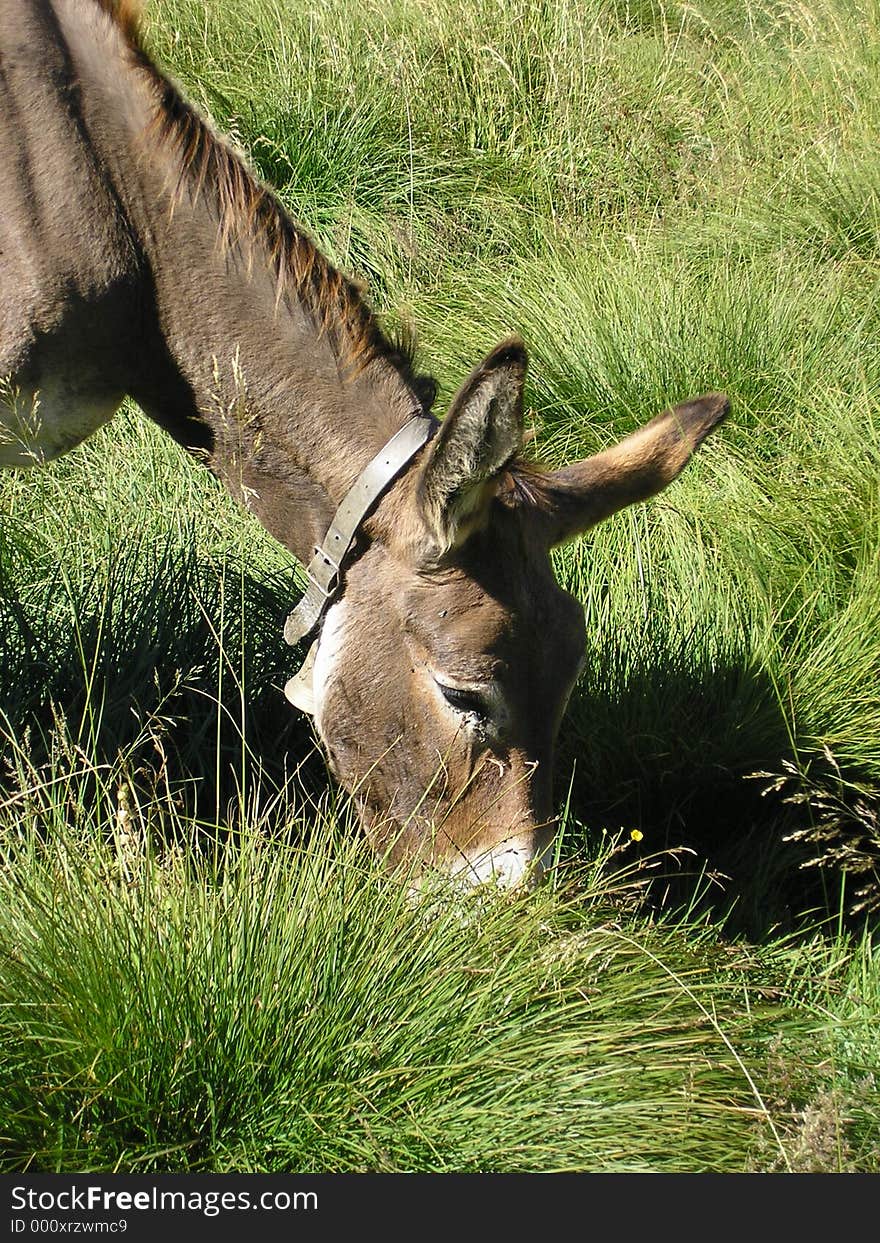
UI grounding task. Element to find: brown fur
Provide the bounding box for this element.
[1,0,728,889]
[94,0,142,44]
[501,393,729,544]
[95,0,432,393]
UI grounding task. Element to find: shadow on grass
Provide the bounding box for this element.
[558,651,869,938]
[0,536,870,939]
[0,537,326,837]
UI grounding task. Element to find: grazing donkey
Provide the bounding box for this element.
[0,0,728,888]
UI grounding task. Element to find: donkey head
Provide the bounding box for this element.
[305,339,727,889]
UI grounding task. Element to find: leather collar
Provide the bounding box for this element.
[283,414,436,714]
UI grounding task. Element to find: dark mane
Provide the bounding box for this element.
[94,0,435,405]
[95,0,142,43]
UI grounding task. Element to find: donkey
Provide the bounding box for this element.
[0,0,728,888]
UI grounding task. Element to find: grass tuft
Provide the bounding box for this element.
[1,0,878,1170]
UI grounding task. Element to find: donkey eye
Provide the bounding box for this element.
[438,684,489,719]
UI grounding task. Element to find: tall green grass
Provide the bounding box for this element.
[0,741,859,1172]
[1,0,878,1169]
[141,0,880,914]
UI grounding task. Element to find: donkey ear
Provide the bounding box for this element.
[416,338,527,555]
[535,393,729,546]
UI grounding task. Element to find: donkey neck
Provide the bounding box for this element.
[57,0,433,566]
